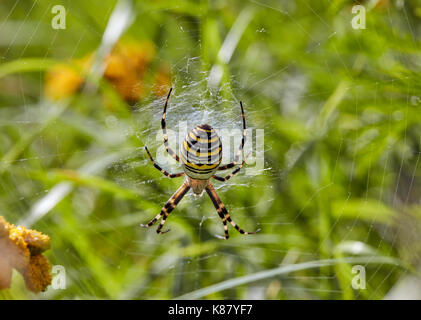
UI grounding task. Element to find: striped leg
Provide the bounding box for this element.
[212,153,248,182]
[218,101,246,171]
[206,182,260,239]
[145,146,185,178]
[205,184,229,239]
[141,182,190,234]
[162,88,180,163]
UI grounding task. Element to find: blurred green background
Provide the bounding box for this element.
[1,0,421,299]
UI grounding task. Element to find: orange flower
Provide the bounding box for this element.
[44,55,91,101]
[44,40,169,104]
[0,216,52,293]
[153,64,172,97]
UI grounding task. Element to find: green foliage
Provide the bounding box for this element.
[0,0,420,299]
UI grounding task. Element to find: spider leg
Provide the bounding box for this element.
[205,184,229,239]
[212,152,248,182]
[218,101,246,171]
[141,182,190,234]
[162,88,181,163]
[145,146,185,178]
[206,182,260,239]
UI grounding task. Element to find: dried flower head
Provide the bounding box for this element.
[0,216,52,293]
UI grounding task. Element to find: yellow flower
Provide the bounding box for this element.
[0,216,52,293]
[44,40,169,104]
[44,55,91,101]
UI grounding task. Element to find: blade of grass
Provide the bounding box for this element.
[19,149,134,227]
[174,256,401,300]
[0,100,69,174]
[0,58,58,79]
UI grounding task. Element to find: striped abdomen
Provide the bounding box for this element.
[181,124,222,179]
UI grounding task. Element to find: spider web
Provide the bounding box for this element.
[0,0,418,300]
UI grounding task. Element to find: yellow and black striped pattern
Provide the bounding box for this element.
[142,88,260,239]
[181,124,222,179]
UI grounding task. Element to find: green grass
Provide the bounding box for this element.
[1,0,421,299]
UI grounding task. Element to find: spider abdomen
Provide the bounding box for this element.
[180,124,222,179]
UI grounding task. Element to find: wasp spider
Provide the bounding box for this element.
[141,88,260,239]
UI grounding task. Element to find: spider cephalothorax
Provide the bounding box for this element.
[142,88,260,239]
